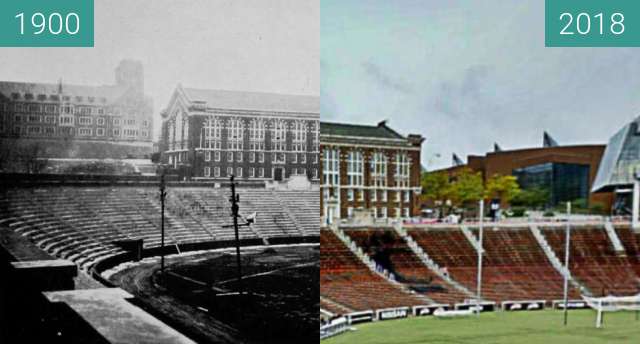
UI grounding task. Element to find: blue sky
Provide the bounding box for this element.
[321,0,640,170]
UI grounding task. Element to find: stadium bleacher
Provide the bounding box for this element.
[543,225,640,296]
[320,229,425,312]
[409,226,579,303]
[0,186,319,271]
[343,228,469,304]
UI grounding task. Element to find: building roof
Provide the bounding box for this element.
[0,81,127,104]
[592,117,640,192]
[181,87,319,114]
[320,121,405,140]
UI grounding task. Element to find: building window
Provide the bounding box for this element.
[273,152,285,164]
[292,153,298,163]
[271,119,287,151]
[250,152,255,162]
[381,207,388,218]
[78,117,92,125]
[259,168,264,177]
[357,190,364,201]
[237,167,242,177]
[214,151,220,161]
[78,128,92,136]
[214,167,220,177]
[259,152,264,163]
[203,116,222,150]
[382,191,388,202]
[227,167,233,176]
[205,151,211,162]
[395,191,401,202]
[347,150,364,186]
[347,189,354,201]
[249,167,255,177]
[113,118,121,126]
[371,151,388,187]
[311,121,319,152]
[204,167,211,177]
[113,128,120,136]
[249,118,265,151]
[395,152,410,187]
[347,207,354,218]
[96,128,105,136]
[227,117,244,150]
[404,208,410,218]
[237,152,242,162]
[395,208,401,218]
[371,190,377,201]
[292,120,307,152]
[301,154,306,163]
[227,152,233,162]
[97,117,105,126]
[404,191,411,202]
[322,148,340,186]
[44,127,55,136]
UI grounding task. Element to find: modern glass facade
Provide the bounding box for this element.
[513,162,590,206]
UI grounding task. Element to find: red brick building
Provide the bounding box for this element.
[320,120,424,223]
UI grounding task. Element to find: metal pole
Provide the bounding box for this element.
[563,201,572,326]
[476,199,484,317]
[230,176,243,300]
[160,171,166,272]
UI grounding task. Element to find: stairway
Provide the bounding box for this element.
[394,224,476,299]
[529,224,588,294]
[604,220,626,255]
[329,224,434,304]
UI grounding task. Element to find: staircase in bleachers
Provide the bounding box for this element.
[320,229,425,312]
[409,226,579,303]
[343,228,469,305]
[543,225,640,296]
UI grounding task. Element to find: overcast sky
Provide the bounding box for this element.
[0,0,319,140]
[321,0,640,170]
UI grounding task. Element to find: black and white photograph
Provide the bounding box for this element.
[0,1,319,343]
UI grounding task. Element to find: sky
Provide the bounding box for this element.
[0,0,319,140]
[321,0,640,170]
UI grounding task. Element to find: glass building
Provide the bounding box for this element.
[513,162,590,206]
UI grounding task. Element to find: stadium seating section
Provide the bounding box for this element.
[320,229,425,312]
[0,187,318,270]
[343,228,469,304]
[543,225,640,296]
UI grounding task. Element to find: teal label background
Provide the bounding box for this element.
[0,0,94,47]
[546,0,640,47]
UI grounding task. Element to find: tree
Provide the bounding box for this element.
[511,187,550,209]
[449,168,484,209]
[421,171,453,217]
[485,174,521,204]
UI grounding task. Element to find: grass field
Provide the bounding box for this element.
[324,310,640,344]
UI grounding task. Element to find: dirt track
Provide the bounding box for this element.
[107,244,319,344]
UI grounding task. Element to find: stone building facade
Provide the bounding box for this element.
[320,121,424,223]
[159,85,319,182]
[0,60,153,160]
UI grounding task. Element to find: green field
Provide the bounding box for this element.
[324,310,640,344]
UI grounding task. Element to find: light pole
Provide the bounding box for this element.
[563,201,572,326]
[159,170,168,272]
[221,176,255,302]
[476,199,484,317]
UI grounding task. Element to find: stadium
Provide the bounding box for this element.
[0,174,319,343]
[319,117,640,343]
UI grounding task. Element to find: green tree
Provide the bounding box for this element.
[485,174,521,204]
[421,171,453,217]
[511,187,550,209]
[450,168,484,209]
